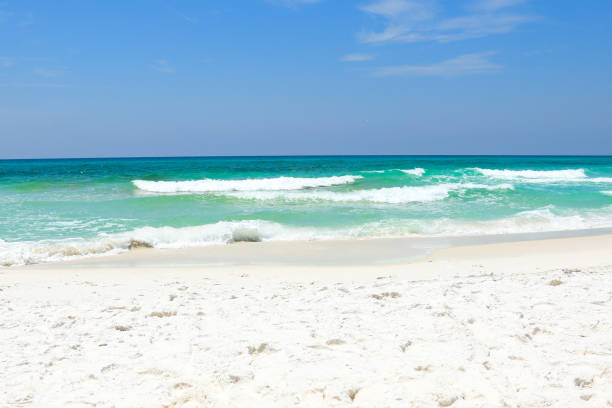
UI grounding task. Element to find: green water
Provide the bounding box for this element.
[1,156,611,266]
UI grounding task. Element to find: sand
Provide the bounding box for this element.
[1,234,611,407]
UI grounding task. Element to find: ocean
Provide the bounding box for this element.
[1,155,611,267]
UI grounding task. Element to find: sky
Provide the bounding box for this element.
[1,0,611,158]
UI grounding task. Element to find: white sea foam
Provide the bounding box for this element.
[473,168,612,184]
[0,220,306,267]
[602,191,612,196]
[474,168,588,180]
[400,168,426,177]
[398,207,612,236]
[132,175,363,193]
[224,185,452,203]
[2,206,611,267]
[221,183,513,204]
[361,168,425,176]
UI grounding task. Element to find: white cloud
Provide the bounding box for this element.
[472,0,527,11]
[359,0,433,19]
[341,53,374,62]
[432,13,535,42]
[152,59,175,73]
[372,52,501,77]
[359,0,535,44]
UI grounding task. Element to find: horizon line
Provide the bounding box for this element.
[2,154,612,161]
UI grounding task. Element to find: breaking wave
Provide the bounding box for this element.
[220,183,514,203]
[474,168,588,180]
[2,206,611,267]
[361,168,425,176]
[132,175,363,193]
[472,168,612,183]
[401,168,426,176]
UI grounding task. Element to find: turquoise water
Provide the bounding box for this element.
[1,156,612,266]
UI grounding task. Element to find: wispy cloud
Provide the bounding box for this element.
[472,0,527,11]
[151,59,175,73]
[359,0,535,44]
[0,56,14,67]
[341,53,374,62]
[372,52,501,77]
[360,0,434,20]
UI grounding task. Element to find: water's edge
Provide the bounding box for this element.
[18,227,612,269]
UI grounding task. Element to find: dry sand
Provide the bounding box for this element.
[1,234,611,407]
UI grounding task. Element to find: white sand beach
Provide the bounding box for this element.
[1,234,611,407]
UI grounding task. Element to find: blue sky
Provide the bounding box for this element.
[1,0,611,158]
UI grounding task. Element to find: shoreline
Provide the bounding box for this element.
[11,227,612,271]
[6,232,612,284]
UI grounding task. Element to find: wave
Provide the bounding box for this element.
[401,168,425,176]
[474,168,587,180]
[220,183,514,203]
[132,175,363,193]
[368,207,612,236]
[473,168,612,184]
[3,206,611,267]
[0,221,322,267]
[602,191,612,196]
[361,168,425,176]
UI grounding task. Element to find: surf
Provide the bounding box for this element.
[219,183,514,203]
[132,175,363,193]
[2,205,611,267]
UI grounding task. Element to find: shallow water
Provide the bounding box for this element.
[1,156,611,266]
